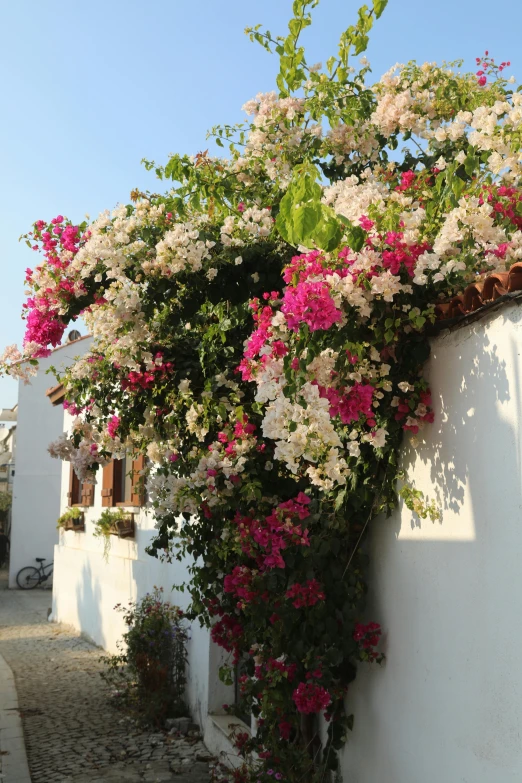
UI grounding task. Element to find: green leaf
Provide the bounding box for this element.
[334,490,346,511]
[313,210,343,252]
[353,33,369,55]
[373,0,388,18]
[464,155,476,176]
[293,203,323,241]
[344,224,366,252]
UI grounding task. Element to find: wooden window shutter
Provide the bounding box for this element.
[101,461,115,507]
[81,482,95,507]
[130,455,145,507]
[67,465,74,506]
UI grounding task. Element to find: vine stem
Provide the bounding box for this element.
[341,462,390,579]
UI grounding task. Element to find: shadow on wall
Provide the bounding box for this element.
[341,305,522,783]
[75,560,105,649]
[401,310,513,529]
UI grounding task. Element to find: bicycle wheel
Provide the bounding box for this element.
[16,566,41,589]
[40,568,53,589]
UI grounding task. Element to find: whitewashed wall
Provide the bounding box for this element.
[8,338,91,587]
[342,300,522,783]
[51,415,237,759]
[52,302,522,779]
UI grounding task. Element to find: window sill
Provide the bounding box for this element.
[208,713,251,740]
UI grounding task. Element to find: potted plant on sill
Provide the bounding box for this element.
[57,507,85,532]
[94,509,135,560]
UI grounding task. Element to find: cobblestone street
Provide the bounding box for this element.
[0,568,220,782]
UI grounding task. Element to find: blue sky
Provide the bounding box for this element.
[1,0,520,406]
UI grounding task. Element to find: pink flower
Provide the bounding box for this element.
[359,215,374,230]
[107,415,120,439]
[282,281,342,332]
[320,382,374,425]
[354,621,382,660]
[285,579,325,608]
[292,681,331,714]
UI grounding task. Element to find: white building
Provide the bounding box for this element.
[0,407,17,491]
[0,405,17,537]
[51,399,241,759]
[50,299,522,781]
[8,334,91,588]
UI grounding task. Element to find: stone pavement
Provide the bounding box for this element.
[0,567,226,783]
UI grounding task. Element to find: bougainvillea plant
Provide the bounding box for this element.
[2,0,520,778]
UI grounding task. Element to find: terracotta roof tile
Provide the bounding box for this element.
[435,262,522,322]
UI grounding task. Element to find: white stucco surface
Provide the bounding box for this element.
[8,338,91,587]
[341,301,522,783]
[50,302,522,779]
[51,417,237,758]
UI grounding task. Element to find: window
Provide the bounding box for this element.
[67,466,94,507]
[113,458,134,505]
[101,455,145,508]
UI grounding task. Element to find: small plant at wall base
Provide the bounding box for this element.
[101,588,189,726]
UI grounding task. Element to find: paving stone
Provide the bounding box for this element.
[0,567,218,782]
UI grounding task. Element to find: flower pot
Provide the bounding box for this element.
[64,513,85,532]
[110,514,135,539]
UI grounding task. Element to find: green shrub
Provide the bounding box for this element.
[101,587,189,726]
[56,507,83,529]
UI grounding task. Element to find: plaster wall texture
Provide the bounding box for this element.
[51,303,522,780]
[341,301,522,783]
[8,337,92,587]
[51,413,236,759]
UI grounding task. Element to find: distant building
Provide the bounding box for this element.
[0,405,17,536]
[7,334,91,587]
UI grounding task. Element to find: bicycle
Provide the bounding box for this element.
[16,558,54,589]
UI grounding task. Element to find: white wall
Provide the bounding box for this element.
[342,301,522,783]
[52,303,522,779]
[8,338,91,587]
[51,417,237,758]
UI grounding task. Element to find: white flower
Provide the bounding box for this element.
[235,256,243,265]
[363,428,387,449]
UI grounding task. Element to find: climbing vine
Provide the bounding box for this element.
[2,1,520,779]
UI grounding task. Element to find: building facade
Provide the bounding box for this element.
[8,335,91,588]
[50,300,522,780]
[51,407,244,759]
